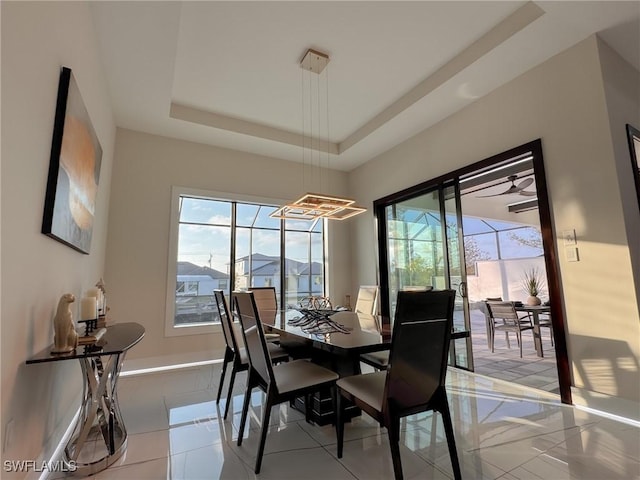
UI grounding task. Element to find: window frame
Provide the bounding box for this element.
[165,186,326,337]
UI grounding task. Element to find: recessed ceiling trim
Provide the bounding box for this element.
[338,1,545,154]
[170,2,544,158]
[170,102,340,155]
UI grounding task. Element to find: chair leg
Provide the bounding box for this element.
[517,330,523,358]
[216,359,228,404]
[336,391,344,458]
[438,392,462,480]
[387,414,403,480]
[330,386,338,427]
[489,325,495,352]
[223,365,239,419]
[216,348,232,404]
[505,332,511,349]
[237,372,254,447]
[254,392,273,474]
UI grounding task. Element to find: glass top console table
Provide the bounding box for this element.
[26,322,145,476]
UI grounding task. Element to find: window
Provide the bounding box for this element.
[166,188,325,335]
[176,281,199,296]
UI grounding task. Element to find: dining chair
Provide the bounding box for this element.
[360,286,434,371]
[359,349,390,370]
[234,291,339,474]
[485,300,534,357]
[213,290,289,419]
[249,286,280,342]
[400,285,434,291]
[355,285,379,315]
[336,289,461,480]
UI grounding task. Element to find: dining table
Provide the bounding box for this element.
[515,304,551,357]
[259,308,391,424]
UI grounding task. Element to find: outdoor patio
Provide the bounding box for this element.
[468,307,559,395]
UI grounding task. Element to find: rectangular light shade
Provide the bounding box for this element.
[270,193,366,221]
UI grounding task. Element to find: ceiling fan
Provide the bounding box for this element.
[478,175,536,197]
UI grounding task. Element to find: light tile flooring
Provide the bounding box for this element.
[74,363,638,479]
[468,309,559,394]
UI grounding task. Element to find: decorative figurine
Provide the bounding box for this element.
[51,293,78,354]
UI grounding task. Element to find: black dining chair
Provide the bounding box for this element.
[359,286,435,371]
[234,291,339,474]
[336,289,462,480]
[213,290,288,419]
[359,349,390,370]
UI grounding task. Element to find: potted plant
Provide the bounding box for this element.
[522,267,545,306]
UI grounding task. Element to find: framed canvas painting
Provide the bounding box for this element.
[627,124,640,210]
[42,67,102,254]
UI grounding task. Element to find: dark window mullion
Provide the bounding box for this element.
[280,220,286,308]
[230,202,237,295]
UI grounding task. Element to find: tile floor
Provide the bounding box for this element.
[73,362,638,480]
[468,309,559,394]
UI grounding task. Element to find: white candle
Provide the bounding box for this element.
[86,288,99,299]
[86,288,102,314]
[80,297,97,320]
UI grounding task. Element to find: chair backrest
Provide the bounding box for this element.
[486,301,519,326]
[250,286,278,312]
[483,297,502,316]
[214,290,240,354]
[401,286,434,292]
[234,291,275,389]
[355,285,379,315]
[384,289,456,412]
[250,287,278,326]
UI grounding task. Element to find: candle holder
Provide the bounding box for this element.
[78,318,97,336]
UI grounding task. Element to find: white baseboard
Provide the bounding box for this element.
[122,348,224,374]
[571,386,640,425]
[26,404,81,480]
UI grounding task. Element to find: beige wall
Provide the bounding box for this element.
[106,129,351,367]
[348,36,640,418]
[598,38,640,312]
[1,1,115,472]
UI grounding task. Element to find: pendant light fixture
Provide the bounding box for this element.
[270,49,366,221]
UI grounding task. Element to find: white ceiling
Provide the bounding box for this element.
[90,1,640,172]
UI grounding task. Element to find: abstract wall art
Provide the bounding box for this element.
[42,67,102,254]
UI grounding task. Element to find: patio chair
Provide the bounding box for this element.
[539,313,554,346]
[486,300,534,358]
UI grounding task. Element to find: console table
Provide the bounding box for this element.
[26,322,144,476]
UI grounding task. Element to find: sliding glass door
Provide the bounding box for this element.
[377,181,473,370]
